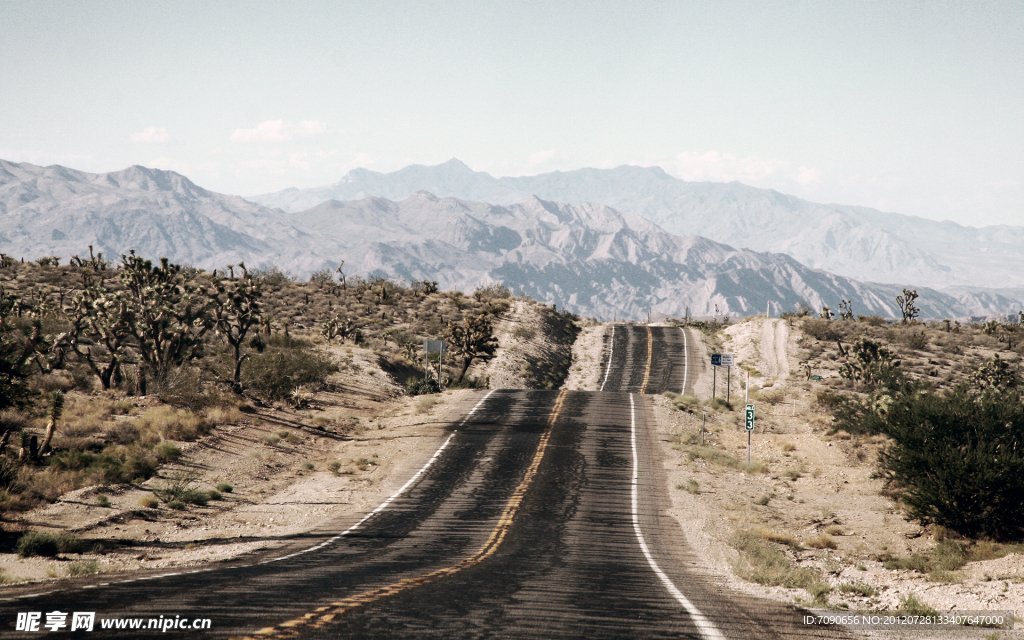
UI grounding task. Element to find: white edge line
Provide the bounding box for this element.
[8,390,500,600]
[600,325,616,392]
[343,388,497,536]
[680,326,689,396]
[630,393,726,640]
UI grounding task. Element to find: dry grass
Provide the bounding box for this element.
[806,534,838,549]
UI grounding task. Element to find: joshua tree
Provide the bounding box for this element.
[65,288,133,390]
[838,338,899,386]
[38,390,65,457]
[445,312,499,382]
[119,252,213,378]
[838,299,855,320]
[211,264,263,392]
[896,288,919,324]
[819,306,833,320]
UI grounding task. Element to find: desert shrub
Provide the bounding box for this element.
[858,315,886,327]
[512,325,536,340]
[16,532,84,557]
[900,330,928,350]
[151,366,221,411]
[0,458,18,490]
[838,582,877,597]
[67,560,99,576]
[405,377,441,396]
[215,482,233,493]
[802,318,843,342]
[135,406,212,441]
[898,594,938,617]
[806,534,837,549]
[731,530,825,597]
[154,441,182,463]
[871,386,1024,539]
[106,421,140,445]
[814,389,844,409]
[242,338,337,401]
[139,495,159,508]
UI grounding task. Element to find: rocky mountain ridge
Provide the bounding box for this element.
[251,159,1024,290]
[2,159,1021,320]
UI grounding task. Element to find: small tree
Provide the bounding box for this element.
[896,288,919,324]
[211,265,263,392]
[38,390,65,457]
[445,312,499,382]
[838,338,899,387]
[65,288,133,390]
[120,252,213,378]
[838,299,854,320]
[818,306,833,320]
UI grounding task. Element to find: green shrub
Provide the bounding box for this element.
[872,386,1024,539]
[242,339,337,401]
[67,560,99,576]
[16,532,84,558]
[405,378,441,396]
[154,441,182,463]
[899,594,938,617]
[95,494,110,508]
[731,530,823,594]
[215,483,233,493]
[838,582,878,597]
[138,496,159,508]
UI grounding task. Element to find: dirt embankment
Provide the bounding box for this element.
[654,317,1023,638]
[473,299,582,390]
[0,299,580,588]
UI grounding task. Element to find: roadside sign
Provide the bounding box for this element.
[745,404,755,431]
[711,354,721,366]
[720,354,735,366]
[424,340,447,353]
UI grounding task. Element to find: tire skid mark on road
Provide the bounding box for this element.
[629,393,726,640]
[233,389,570,640]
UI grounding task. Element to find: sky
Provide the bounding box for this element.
[1,0,1022,227]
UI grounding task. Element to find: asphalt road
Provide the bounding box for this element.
[1,325,848,639]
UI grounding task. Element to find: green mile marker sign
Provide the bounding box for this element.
[745,404,755,431]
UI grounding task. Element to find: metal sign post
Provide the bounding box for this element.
[711,354,720,398]
[701,411,706,445]
[719,354,734,406]
[745,404,755,470]
[423,340,447,388]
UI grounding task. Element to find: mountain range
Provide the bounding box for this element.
[2,158,1021,320]
[252,159,1024,292]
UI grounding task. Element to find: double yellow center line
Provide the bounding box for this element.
[235,389,569,640]
[639,325,653,394]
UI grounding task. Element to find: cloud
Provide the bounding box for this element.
[131,127,171,143]
[230,120,329,143]
[669,150,820,185]
[528,148,567,165]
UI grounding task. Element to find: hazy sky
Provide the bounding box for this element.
[1,1,1021,227]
